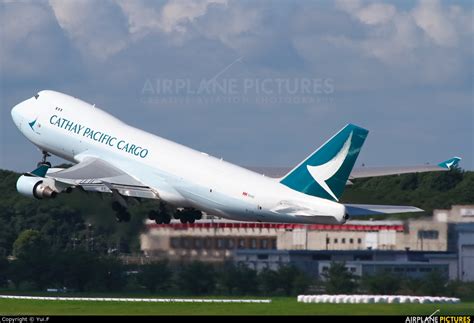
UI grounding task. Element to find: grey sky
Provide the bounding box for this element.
[1,0,473,172]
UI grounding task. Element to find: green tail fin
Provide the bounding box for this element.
[280,124,368,201]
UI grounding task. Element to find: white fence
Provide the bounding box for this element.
[0,295,271,303]
[297,295,460,304]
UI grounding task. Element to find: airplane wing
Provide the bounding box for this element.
[36,157,158,199]
[344,203,424,216]
[245,157,461,180]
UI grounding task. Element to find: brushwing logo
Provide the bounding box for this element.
[306,132,353,201]
[28,118,38,131]
[445,161,455,168]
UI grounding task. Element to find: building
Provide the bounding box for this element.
[233,249,456,280]
[141,221,278,262]
[456,223,474,281]
[139,205,474,280]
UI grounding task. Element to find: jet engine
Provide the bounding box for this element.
[16,175,57,199]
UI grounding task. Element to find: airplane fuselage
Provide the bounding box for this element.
[11,91,346,224]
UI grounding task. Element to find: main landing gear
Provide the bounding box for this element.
[174,208,202,224]
[148,203,171,224]
[147,206,203,224]
[112,201,131,222]
[37,151,52,168]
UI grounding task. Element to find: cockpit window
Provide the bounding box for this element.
[34,93,39,99]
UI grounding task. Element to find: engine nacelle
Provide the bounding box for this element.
[16,175,57,199]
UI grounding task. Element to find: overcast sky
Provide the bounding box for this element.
[1,0,473,172]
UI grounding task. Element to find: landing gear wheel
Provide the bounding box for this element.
[148,210,158,220]
[175,208,202,224]
[154,212,171,225]
[151,204,172,225]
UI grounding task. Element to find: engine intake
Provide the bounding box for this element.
[16,175,57,199]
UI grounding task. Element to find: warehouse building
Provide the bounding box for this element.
[139,205,474,280]
[233,249,456,280]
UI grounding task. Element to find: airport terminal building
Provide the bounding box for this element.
[139,205,474,281]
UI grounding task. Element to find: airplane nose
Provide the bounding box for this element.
[11,98,31,130]
[11,102,23,129]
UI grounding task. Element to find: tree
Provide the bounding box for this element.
[11,230,52,290]
[361,270,401,295]
[138,261,172,293]
[51,250,100,292]
[275,266,313,296]
[94,257,127,292]
[420,270,448,296]
[13,229,47,259]
[256,266,313,296]
[323,262,357,294]
[446,280,474,299]
[8,258,27,290]
[292,270,314,295]
[258,268,279,295]
[430,168,464,192]
[217,263,258,295]
[178,262,215,295]
[0,257,9,287]
[398,277,424,296]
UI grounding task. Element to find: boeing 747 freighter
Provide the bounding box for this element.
[11,91,461,224]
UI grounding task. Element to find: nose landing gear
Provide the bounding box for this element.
[37,151,52,168]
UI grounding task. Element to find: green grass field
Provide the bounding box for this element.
[0,297,473,315]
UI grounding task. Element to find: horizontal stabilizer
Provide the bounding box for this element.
[344,203,424,216]
[350,156,462,179]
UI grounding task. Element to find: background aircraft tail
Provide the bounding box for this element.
[280,124,368,201]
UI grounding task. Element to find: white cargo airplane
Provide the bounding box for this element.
[11,91,461,224]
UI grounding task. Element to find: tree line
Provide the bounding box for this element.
[321,262,473,298]
[1,228,312,295]
[0,167,472,257]
[2,237,473,298]
[0,167,473,297]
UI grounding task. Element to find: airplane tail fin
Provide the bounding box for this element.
[280,124,368,201]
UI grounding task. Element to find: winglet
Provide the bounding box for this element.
[438,157,462,170]
[30,164,50,177]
